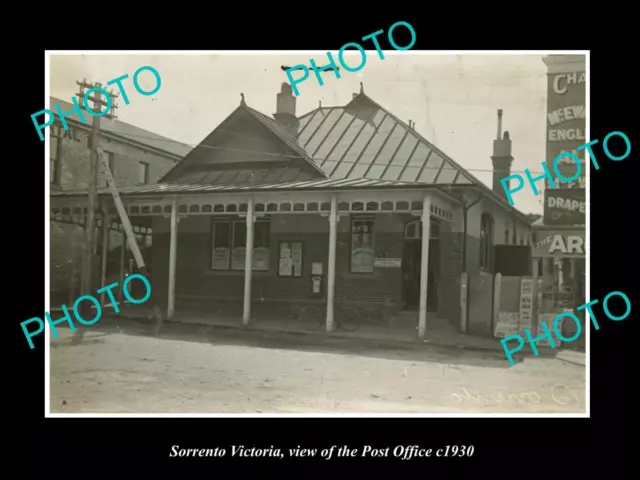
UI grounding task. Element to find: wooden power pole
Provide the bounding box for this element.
[71,80,118,345]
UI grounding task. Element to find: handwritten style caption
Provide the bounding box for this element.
[169,444,474,460]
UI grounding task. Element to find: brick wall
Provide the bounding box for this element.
[150,212,485,327]
[50,124,179,297]
[438,230,463,326]
[53,125,177,191]
[151,214,406,317]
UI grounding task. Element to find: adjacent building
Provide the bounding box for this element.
[534,55,586,343]
[49,96,191,303]
[51,83,533,338]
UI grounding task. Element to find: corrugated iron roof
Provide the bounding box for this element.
[294,94,475,185]
[50,177,429,198]
[49,97,192,159]
[49,91,531,222]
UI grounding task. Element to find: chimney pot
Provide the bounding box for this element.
[274,83,299,137]
[491,110,513,201]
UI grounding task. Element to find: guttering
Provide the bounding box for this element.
[50,183,468,203]
[449,185,532,225]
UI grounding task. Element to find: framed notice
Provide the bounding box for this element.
[278,241,303,277]
[374,257,402,268]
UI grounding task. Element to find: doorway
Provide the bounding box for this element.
[402,219,440,312]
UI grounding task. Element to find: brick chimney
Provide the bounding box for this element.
[273,83,299,137]
[491,109,514,200]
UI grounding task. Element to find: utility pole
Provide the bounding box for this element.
[71,79,118,345]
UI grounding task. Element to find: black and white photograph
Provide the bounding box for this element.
[44,51,588,416]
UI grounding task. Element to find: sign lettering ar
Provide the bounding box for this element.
[548,234,584,255]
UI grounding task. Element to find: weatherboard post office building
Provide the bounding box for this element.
[50,83,533,338]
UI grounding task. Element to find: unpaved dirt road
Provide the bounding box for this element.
[49,321,586,414]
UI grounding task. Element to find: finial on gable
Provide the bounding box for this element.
[319,100,322,108]
[360,82,364,94]
[240,93,246,105]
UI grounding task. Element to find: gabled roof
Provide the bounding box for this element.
[294,92,475,186]
[50,89,532,223]
[49,97,192,159]
[159,102,326,184]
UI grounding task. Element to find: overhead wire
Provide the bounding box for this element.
[93,125,567,176]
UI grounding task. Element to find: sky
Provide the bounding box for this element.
[49,52,550,214]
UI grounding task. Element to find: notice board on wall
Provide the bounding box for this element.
[278,241,303,277]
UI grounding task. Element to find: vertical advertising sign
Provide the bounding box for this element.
[544,56,586,191]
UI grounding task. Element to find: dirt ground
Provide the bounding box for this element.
[49,320,587,414]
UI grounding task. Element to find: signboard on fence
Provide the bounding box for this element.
[495,312,523,338]
[537,313,562,348]
[495,278,535,339]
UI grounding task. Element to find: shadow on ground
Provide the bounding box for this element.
[51,316,556,368]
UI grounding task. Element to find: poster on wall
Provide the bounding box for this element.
[231,247,246,270]
[253,247,270,271]
[543,189,585,226]
[212,247,230,270]
[352,248,374,273]
[278,241,302,277]
[279,257,292,276]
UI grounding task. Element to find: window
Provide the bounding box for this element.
[211,218,270,271]
[430,220,440,239]
[105,152,116,186]
[350,216,375,273]
[479,213,493,271]
[404,219,439,240]
[505,228,510,244]
[50,125,61,185]
[138,161,150,184]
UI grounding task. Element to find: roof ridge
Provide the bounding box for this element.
[48,96,192,159]
[355,93,477,185]
[354,93,530,217]
[49,96,191,148]
[242,104,327,178]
